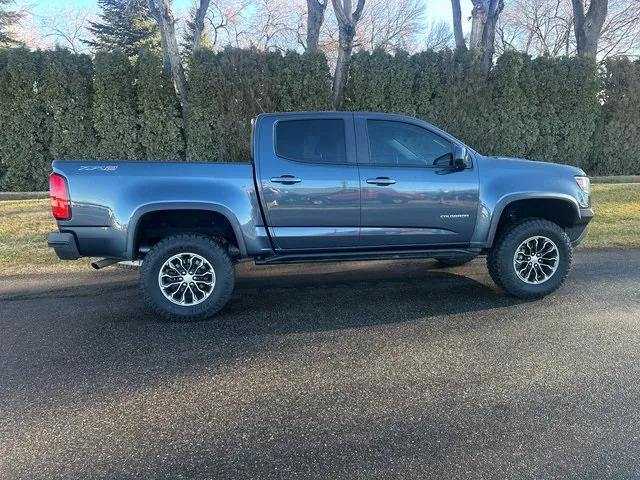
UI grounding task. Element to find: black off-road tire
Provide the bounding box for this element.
[486,247,504,289]
[140,234,235,321]
[487,218,572,299]
[436,255,476,267]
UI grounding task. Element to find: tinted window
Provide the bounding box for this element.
[367,120,452,167]
[276,119,347,164]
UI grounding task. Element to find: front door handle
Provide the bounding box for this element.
[271,175,301,185]
[366,177,396,186]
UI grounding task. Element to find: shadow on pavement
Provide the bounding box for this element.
[1,259,525,338]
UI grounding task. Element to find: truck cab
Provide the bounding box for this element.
[255,112,478,251]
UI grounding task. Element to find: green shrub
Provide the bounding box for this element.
[0,48,50,191]
[532,56,599,170]
[41,49,96,160]
[429,49,490,152]
[136,50,184,160]
[485,51,538,158]
[0,45,639,191]
[92,50,140,160]
[591,58,640,175]
[185,49,220,161]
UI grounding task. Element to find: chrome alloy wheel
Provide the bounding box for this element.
[512,236,560,285]
[158,252,216,306]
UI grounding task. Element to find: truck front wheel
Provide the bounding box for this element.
[487,219,572,299]
[140,234,235,321]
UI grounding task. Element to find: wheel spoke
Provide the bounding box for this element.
[192,282,208,296]
[538,262,554,271]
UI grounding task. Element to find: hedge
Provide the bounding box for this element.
[0,46,638,191]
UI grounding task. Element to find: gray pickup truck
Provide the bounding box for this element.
[48,112,593,320]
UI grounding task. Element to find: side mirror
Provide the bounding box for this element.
[453,145,471,170]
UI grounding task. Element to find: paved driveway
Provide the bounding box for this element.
[1,249,640,479]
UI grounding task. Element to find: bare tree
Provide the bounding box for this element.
[0,0,22,45]
[331,0,365,109]
[191,0,210,53]
[247,0,304,51]
[451,0,466,49]
[201,0,252,49]
[306,0,327,51]
[424,20,453,51]
[479,0,504,75]
[355,0,425,51]
[469,0,487,48]
[146,0,188,116]
[572,0,608,58]
[597,0,640,59]
[496,0,575,57]
[450,0,504,75]
[39,8,94,54]
[321,0,425,57]
[496,0,638,61]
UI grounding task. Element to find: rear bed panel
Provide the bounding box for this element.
[51,160,270,259]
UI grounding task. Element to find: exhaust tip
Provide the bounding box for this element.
[91,258,119,270]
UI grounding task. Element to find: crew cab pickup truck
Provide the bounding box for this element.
[48,112,593,321]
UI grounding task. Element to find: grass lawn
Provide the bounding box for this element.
[0,184,639,275]
[591,175,640,184]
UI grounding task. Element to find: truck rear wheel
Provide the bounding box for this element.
[487,219,572,299]
[140,234,235,321]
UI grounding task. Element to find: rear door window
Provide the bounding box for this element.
[276,119,348,164]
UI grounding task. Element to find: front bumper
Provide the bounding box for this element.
[567,207,594,247]
[48,232,81,260]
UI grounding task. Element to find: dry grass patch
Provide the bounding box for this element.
[0,199,89,274]
[0,184,638,275]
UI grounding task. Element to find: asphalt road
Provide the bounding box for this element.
[1,249,640,479]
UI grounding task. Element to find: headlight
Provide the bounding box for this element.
[575,176,590,207]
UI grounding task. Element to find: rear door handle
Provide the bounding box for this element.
[270,175,301,185]
[366,177,396,186]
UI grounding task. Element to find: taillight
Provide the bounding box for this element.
[49,173,71,220]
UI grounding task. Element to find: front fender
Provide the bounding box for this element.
[472,192,581,248]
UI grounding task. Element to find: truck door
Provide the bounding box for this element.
[355,115,479,247]
[256,113,360,250]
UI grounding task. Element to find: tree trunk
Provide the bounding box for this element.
[159,31,171,74]
[480,0,503,77]
[451,0,467,50]
[331,0,365,110]
[306,0,327,52]
[572,0,608,58]
[469,0,488,48]
[192,0,211,53]
[332,27,355,109]
[147,0,189,125]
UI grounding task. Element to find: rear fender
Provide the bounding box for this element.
[126,202,248,258]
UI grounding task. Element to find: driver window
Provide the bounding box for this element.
[366,120,453,167]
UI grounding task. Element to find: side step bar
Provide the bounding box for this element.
[255,248,481,265]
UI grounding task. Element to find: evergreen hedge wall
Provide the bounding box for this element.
[0,46,638,191]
